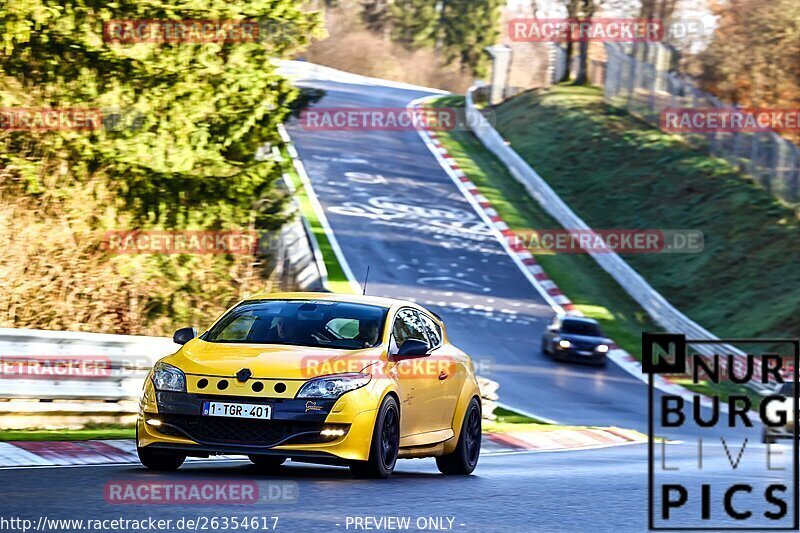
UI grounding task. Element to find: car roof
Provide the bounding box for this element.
[242,291,411,310]
[562,315,599,325]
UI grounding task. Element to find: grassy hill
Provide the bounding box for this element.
[489,85,800,340]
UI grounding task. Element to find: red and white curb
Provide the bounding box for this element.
[408,107,578,317]
[0,431,632,469]
[0,440,248,469]
[0,440,138,468]
[484,427,646,454]
[408,97,720,413]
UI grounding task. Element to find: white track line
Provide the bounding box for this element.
[278,124,361,294]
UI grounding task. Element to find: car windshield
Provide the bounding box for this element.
[561,319,602,337]
[204,300,389,350]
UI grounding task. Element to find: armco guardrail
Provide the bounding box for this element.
[0,328,500,427]
[464,88,761,386]
[0,328,175,401]
[274,59,448,95]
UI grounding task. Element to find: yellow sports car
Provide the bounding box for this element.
[137,292,482,478]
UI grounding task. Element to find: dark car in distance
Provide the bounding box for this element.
[541,316,611,367]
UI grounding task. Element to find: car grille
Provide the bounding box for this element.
[572,342,597,351]
[155,414,347,447]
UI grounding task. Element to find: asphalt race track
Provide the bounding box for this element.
[286,76,668,432]
[0,68,782,533]
[1,442,791,532]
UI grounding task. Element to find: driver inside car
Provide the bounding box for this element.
[355,320,380,348]
[261,316,305,343]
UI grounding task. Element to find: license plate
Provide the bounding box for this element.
[578,350,593,356]
[202,401,271,420]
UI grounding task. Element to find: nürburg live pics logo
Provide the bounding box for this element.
[644,332,800,530]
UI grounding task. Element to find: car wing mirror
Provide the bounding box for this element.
[173,327,198,345]
[394,339,430,358]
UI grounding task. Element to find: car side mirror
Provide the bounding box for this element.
[173,327,198,345]
[395,339,430,358]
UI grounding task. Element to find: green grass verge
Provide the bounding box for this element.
[492,406,541,424]
[485,406,580,432]
[490,85,800,342]
[484,407,648,438]
[281,148,354,294]
[0,424,134,442]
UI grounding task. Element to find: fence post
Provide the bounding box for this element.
[625,50,637,108]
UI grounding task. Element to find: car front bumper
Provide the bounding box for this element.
[554,347,606,364]
[137,380,380,462]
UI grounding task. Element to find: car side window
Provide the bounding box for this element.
[418,313,442,348]
[392,308,428,347]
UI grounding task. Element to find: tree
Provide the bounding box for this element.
[440,0,503,77]
[574,0,599,85]
[361,0,501,77]
[362,0,392,39]
[698,0,800,144]
[558,0,579,82]
[0,0,321,229]
[0,0,322,333]
[638,0,678,25]
[389,0,439,49]
[558,0,599,85]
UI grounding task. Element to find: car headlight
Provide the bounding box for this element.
[152,362,186,392]
[596,344,609,353]
[297,373,371,399]
[558,339,571,349]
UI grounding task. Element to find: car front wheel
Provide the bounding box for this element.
[350,395,400,479]
[436,397,481,475]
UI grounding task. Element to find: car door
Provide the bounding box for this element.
[389,307,441,437]
[418,311,464,431]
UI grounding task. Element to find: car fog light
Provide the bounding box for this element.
[146,419,162,427]
[320,428,346,437]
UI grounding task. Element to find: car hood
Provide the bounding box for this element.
[559,333,611,345]
[162,338,384,380]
